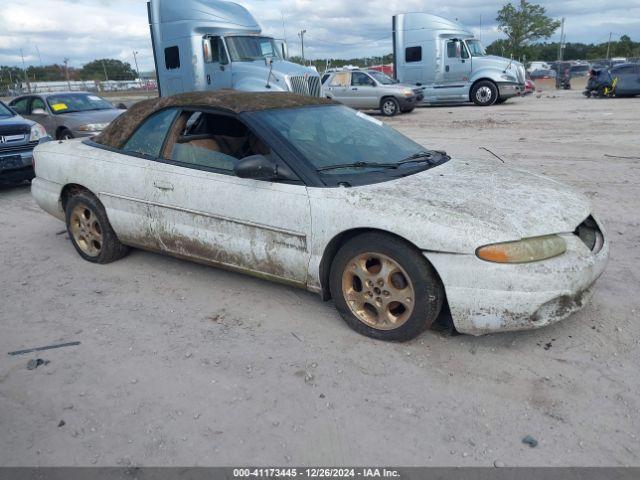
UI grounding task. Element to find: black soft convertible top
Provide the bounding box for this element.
[94,90,336,150]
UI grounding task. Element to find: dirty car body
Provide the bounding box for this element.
[31,91,608,337]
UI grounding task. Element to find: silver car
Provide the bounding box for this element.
[322,70,424,116]
[9,92,125,140]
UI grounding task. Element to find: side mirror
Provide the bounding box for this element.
[234,155,279,180]
[234,155,298,182]
[31,108,47,115]
[117,103,128,110]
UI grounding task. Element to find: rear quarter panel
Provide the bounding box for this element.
[32,139,151,235]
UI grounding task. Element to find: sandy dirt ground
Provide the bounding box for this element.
[1,89,639,467]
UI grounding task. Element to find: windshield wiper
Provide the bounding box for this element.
[318,161,399,172]
[397,150,450,167]
[397,151,436,165]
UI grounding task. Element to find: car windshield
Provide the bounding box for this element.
[225,36,282,62]
[0,102,15,117]
[465,39,486,56]
[367,71,397,84]
[46,93,114,115]
[250,105,448,183]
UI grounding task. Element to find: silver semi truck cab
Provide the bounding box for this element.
[148,0,321,97]
[393,13,526,106]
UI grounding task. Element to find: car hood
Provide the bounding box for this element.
[0,114,35,129]
[340,159,591,253]
[59,109,125,125]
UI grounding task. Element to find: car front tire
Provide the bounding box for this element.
[471,81,498,106]
[58,128,74,140]
[380,97,400,117]
[329,232,443,341]
[65,191,130,264]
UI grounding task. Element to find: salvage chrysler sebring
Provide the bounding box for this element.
[31,91,608,340]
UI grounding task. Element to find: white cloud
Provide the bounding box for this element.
[1,0,639,69]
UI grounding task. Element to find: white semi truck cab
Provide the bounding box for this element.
[393,13,526,106]
[148,0,321,97]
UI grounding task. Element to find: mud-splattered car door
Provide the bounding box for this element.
[146,162,312,286]
[141,108,310,284]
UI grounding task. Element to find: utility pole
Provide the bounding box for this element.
[556,17,565,89]
[20,48,31,93]
[133,50,141,87]
[479,14,482,44]
[35,45,43,83]
[281,11,287,42]
[63,58,71,91]
[606,32,613,60]
[102,60,109,82]
[298,29,307,63]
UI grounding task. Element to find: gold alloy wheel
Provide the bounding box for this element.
[69,204,103,257]
[341,252,415,330]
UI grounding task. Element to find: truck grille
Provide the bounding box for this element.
[288,75,321,97]
[0,125,30,136]
[0,140,37,154]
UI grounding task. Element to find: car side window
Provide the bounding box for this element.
[329,72,350,87]
[11,98,29,115]
[351,72,375,87]
[161,110,295,182]
[123,108,178,158]
[30,97,46,113]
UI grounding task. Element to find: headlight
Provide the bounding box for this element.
[402,88,414,97]
[500,74,516,81]
[77,123,109,132]
[476,235,566,263]
[29,123,47,142]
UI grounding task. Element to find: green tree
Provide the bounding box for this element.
[80,59,137,81]
[496,0,561,59]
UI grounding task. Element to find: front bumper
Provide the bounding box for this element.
[497,82,524,99]
[0,150,35,183]
[397,95,420,110]
[424,229,609,335]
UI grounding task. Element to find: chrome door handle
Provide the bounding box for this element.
[153,181,174,191]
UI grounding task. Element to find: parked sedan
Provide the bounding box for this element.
[0,101,50,184]
[9,92,125,140]
[322,69,423,116]
[529,69,557,80]
[32,91,608,340]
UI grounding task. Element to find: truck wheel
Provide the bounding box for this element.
[471,81,498,106]
[380,98,400,117]
[65,191,130,264]
[329,232,443,342]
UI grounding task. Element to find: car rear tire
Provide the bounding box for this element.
[58,128,74,140]
[65,191,130,264]
[380,97,400,117]
[471,80,498,106]
[329,232,443,342]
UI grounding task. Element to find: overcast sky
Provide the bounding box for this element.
[1,0,639,70]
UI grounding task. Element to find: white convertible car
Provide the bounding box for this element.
[31,91,608,340]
